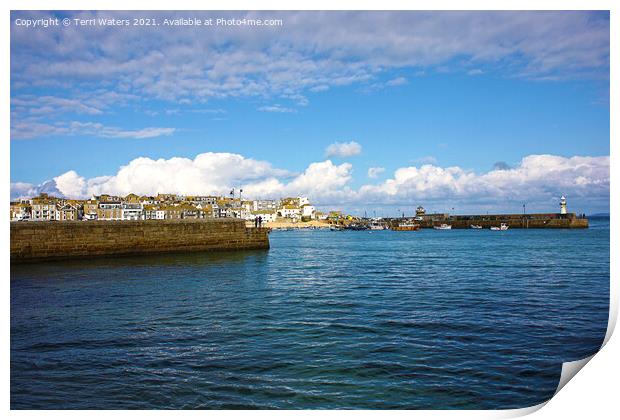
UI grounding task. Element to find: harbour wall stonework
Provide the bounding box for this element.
[415,212,588,229]
[11,219,270,262]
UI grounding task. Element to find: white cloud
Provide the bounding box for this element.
[10,180,63,199]
[257,105,296,113]
[386,77,408,86]
[69,122,176,139]
[358,154,610,211]
[14,154,355,207]
[10,120,175,140]
[11,152,609,213]
[367,167,385,178]
[325,141,362,158]
[11,91,138,118]
[60,153,294,198]
[10,11,609,126]
[10,120,70,140]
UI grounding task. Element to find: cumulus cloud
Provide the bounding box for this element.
[368,167,386,178]
[325,141,362,158]
[358,155,609,211]
[11,152,609,213]
[493,161,512,170]
[12,153,355,206]
[10,180,63,199]
[55,153,294,198]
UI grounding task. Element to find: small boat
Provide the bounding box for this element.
[330,225,344,231]
[490,223,509,231]
[392,223,420,231]
[470,224,483,229]
[433,224,452,230]
[346,224,369,231]
[369,222,387,230]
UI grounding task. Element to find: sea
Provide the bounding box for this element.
[10,217,610,409]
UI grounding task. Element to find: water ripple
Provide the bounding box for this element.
[11,218,609,409]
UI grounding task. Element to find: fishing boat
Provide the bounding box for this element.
[392,222,420,231]
[433,224,452,230]
[490,223,509,231]
[470,224,483,229]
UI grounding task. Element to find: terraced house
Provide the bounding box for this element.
[121,202,143,220]
[10,193,326,224]
[83,200,99,221]
[10,202,31,221]
[55,201,81,221]
[30,194,57,221]
[97,200,123,221]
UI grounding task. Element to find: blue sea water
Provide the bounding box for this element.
[11,218,610,409]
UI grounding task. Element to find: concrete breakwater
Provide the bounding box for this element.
[11,219,270,262]
[410,212,588,229]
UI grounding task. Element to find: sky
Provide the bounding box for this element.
[10,11,610,215]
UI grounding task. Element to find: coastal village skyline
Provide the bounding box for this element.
[10,189,586,223]
[10,192,331,223]
[10,11,610,214]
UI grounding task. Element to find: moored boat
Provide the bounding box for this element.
[369,222,387,230]
[433,224,452,230]
[470,224,483,229]
[392,223,420,231]
[345,223,369,231]
[490,223,509,231]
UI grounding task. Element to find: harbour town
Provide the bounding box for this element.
[11,191,588,262]
[10,191,588,230]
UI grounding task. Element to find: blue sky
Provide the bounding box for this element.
[10,11,610,214]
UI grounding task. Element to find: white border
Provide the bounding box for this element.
[3,1,617,418]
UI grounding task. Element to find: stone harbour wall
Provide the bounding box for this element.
[11,219,270,262]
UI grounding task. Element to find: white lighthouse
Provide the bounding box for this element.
[560,195,567,215]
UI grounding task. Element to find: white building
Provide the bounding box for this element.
[31,202,56,221]
[252,211,277,223]
[301,204,316,219]
[253,199,278,211]
[279,206,301,219]
[187,196,219,205]
[122,203,144,220]
[10,204,31,221]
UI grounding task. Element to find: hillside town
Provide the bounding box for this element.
[9,192,344,224]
